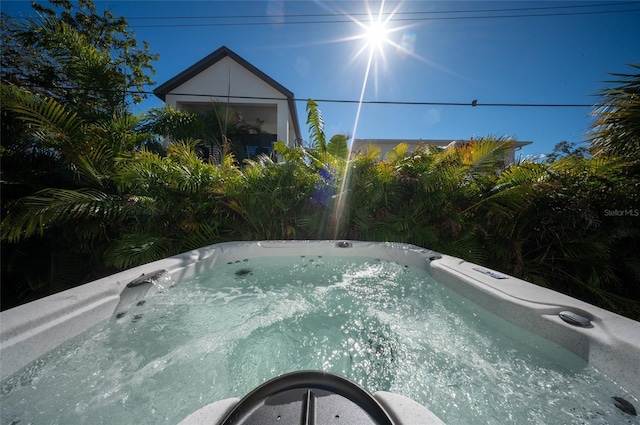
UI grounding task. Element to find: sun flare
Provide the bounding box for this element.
[330,1,423,239]
[365,20,389,50]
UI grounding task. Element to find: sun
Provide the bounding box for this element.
[365,20,389,51]
[346,2,412,63]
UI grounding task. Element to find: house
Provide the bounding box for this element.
[154,46,301,160]
[351,138,532,166]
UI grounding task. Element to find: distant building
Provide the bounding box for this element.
[351,138,532,166]
[154,46,301,160]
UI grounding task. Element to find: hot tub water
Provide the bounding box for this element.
[1,255,637,424]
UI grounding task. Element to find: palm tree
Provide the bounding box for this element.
[1,84,126,305]
[1,4,159,307]
[222,154,318,239]
[469,154,640,318]
[105,140,237,268]
[589,64,640,158]
[345,136,515,262]
[0,87,238,298]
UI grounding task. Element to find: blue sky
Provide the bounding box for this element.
[4,1,640,158]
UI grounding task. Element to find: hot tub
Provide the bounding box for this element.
[1,241,638,424]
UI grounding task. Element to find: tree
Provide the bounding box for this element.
[589,64,640,158]
[0,85,237,306]
[1,0,159,203]
[544,140,589,163]
[1,2,159,309]
[1,0,158,115]
[470,154,640,318]
[346,137,514,261]
[1,84,121,307]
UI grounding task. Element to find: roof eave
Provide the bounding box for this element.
[153,46,295,101]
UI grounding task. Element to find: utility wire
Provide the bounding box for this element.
[13,84,596,107]
[131,90,593,108]
[127,8,640,28]
[9,2,639,27]
[123,2,638,21]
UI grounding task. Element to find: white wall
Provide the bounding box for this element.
[164,57,294,146]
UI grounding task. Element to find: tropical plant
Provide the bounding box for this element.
[139,105,205,147]
[2,88,305,307]
[295,100,354,238]
[140,103,279,163]
[589,64,640,158]
[306,99,326,152]
[304,99,349,159]
[223,154,318,239]
[3,67,640,324]
[105,141,236,268]
[1,0,160,214]
[1,84,124,303]
[470,154,640,318]
[0,87,236,300]
[344,137,512,262]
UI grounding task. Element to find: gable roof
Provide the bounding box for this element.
[153,46,301,142]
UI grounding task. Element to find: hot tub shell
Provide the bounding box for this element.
[1,241,639,405]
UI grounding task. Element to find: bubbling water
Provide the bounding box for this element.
[1,256,637,425]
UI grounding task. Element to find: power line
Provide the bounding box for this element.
[13,84,595,107]
[123,2,637,21]
[9,2,639,27]
[131,90,593,108]
[9,83,597,108]
[127,8,640,28]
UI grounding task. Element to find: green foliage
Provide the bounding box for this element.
[140,103,277,163]
[306,99,326,151]
[327,134,349,159]
[2,188,121,242]
[1,0,158,109]
[139,105,204,145]
[223,156,318,239]
[472,154,640,317]
[545,140,589,163]
[385,142,410,163]
[1,84,84,146]
[589,64,640,158]
[1,0,159,224]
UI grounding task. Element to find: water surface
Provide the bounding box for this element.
[2,256,637,424]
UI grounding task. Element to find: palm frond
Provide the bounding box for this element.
[1,84,84,144]
[72,142,116,188]
[306,99,326,151]
[497,161,549,187]
[465,136,513,177]
[588,64,640,158]
[464,162,551,216]
[1,188,124,242]
[327,134,349,159]
[385,142,410,163]
[103,233,174,269]
[358,143,382,160]
[140,104,205,141]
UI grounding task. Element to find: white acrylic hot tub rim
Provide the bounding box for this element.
[1,240,638,403]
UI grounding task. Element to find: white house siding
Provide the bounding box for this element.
[162,56,295,147]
